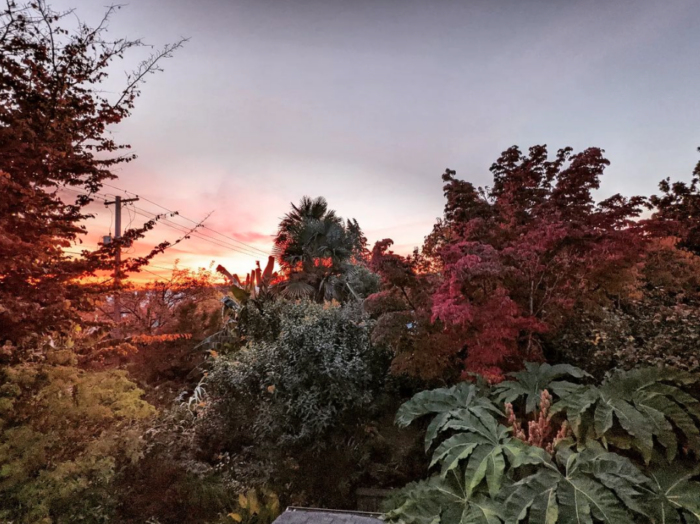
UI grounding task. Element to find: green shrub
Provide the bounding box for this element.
[0,360,154,523]
[204,299,387,448]
[384,364,700,524]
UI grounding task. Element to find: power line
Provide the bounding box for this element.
[129,205,263,259]
[140,268,166,279]
[102,183,270,256]
[63,252,186,275]
[62,185,267,259]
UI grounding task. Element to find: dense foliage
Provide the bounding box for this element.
[365,240,460,382]
[0,3,179,522]
[384,363,700,524]
[427,146,645,380]
[0,346,154,523]
[203,299,384,448]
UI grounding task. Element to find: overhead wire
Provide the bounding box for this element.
[101,182,270,256]
[61,185,266,259]
[128,205,263,259]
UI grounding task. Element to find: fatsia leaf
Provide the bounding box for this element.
[383,475,505,524]
[396,383,502,451]
[505,469,562,524]
[464,495,505,524]
[553,367,700,462]
[383,478,444,524]
[430,433,483,474]
[528,486,559,524]
[397,383,479,427]
[428,408,515,498]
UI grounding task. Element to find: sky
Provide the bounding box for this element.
[55,0,700,282]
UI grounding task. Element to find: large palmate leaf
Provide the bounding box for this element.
[639,464,700,524]
[396,383,503,451]
[383,472,506,524]
[492,363,591,413]
[395,382,544,506]
[430,413,545,498]
[551,368,700,462]
[388,369,700,524]
[504,444,645,524]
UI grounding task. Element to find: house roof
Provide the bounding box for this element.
[273,507,382,524]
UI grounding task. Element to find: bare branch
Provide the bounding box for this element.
[112,37,189,109]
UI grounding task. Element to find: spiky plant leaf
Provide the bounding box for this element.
[492,363,591,413]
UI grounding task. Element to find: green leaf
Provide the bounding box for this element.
[383,476,505,524]
[230,285,250,303]
[642,464,700,524]
[396,383,502,456]
[396,383,479,427]
[492,363,590,414]
[504,448,639,524]
[593,401,613,436]
[464,495,504,524]
[430,433,482,475]
[529,487,558,524]
[553,367,700,462]
[485,447,506,498]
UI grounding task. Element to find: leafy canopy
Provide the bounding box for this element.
[427,146,646,379]
[273,196,373,302]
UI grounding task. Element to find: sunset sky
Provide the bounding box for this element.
[56,0,700,282]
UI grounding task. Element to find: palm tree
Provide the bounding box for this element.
[273,196,368,301]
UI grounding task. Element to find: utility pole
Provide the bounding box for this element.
[105,195,139,325]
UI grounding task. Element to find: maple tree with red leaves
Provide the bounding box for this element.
[364,239,462,382]
[646,147,700,255]
[369,145,649,382]
[428,145,647,380]
[0,1,186,353]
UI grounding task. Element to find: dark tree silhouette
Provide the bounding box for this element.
[273,196,369,302]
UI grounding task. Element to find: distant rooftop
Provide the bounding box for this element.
[273,507,382,524]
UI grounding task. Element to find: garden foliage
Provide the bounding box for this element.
[0,352,154,523]
[204,299,383,447]
[384,363,700,524]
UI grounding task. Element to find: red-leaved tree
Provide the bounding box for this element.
[0,2,186,353]
[428,145,646,380]
[364,239,463,382]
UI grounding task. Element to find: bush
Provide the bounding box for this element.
[0,357,154,523]
[204,299,387,448]
[181,299,406,510]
